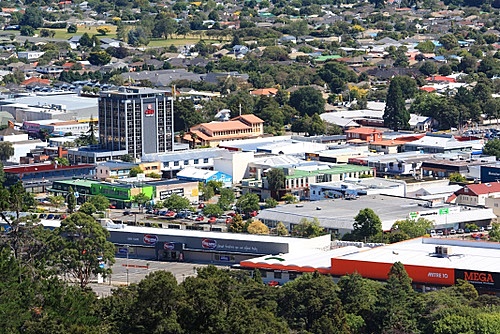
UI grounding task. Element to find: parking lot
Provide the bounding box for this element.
[89,257,229,298]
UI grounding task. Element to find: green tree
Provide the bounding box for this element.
[55,212,115,288]
[265,197,278,208]
[488,223,500,242]
[67,186,77,214]
[218,188,235,211]
[278,272,349,334]
[88,194,110,212]
[419,61,438,76]
[338,272,380,332]
[247,219,270,234]
[276,221,289,236]
[236,193,260,214]
[199,182,215,201]
[88,51,111,66]
[391,218,434,239]
[281,193,297,204]
[376,262,419,334]
[133,193,150,211]
[229,214,246,233]
[0,141,14,161]
[126,271,183,333]
[79,32,92,48]
[48,195,65,209]
[439,34,459,50]
[163,194,190,212]
[78,202,96,215]
[384,78,410,131]
[449,172,466,183]
[483,138,500,159]
[416,40,436,53]
[203,203,224,218]
[67,24,77,33]
[353,208,382,241]
[289,87,325,117]
[439,64,452,76]
[292,217,325,238]
[266,168,285,199]
[19,7,43,29]
[129,166,143,177]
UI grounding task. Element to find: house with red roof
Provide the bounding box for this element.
[426,75,456,83]
[250,88,278,96]
[448,182,500,206]
[345,127,383,143]
[21,77,50,86]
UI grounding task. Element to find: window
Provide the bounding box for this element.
[194,159,199,164]
[174,161,179,166]
[184,160,189,165]
[274,271,282,279]
[289,272,297,280]
[203,158,209,163]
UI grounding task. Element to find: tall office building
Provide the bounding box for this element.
[98,87,174,158]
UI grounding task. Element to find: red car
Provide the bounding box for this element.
[195,215,205,221]
[227,212,236,217]
[207,216,217,224]
[198,203,205,209]
[249,210,258,217]
[268,280,279,287]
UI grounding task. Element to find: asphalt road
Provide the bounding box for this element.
[89,257,229,298]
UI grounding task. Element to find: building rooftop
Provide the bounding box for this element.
[333,237,500,274]
[98,160,138,170]
[196,120,250,132]
[285,164,373,179]
[4,163,95,174]
[52,178,100,187]
[257,194,495,231]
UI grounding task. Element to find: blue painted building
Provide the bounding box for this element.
[176,167,232,188]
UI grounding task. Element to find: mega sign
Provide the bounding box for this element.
[144,104,155,117]
[455,269,500,290]
[143,234,159,245]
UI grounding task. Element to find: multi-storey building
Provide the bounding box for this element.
[98,87,174,159]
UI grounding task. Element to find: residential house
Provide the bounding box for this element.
[17,51,45,61]
[448,182,500,207]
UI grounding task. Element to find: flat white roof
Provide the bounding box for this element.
[335,238,500,273]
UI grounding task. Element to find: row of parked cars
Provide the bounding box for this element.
[37,213,67,220]
[431,226,491,236]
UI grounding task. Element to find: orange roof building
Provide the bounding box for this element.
[250,88,278,96]
[345,127,383,143]
[21,77,50,86]
[186,114,264,147]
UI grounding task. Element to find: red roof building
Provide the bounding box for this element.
[449,182,500,206]
[345,127,383,143]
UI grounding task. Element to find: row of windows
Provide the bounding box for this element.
[163,158,209,168]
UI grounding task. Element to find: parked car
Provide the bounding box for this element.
[457,228,465,234]
[437,230,444,236]
[195,215,205,222]
[207,216,217,224]
[198,203,205,209]
[39,213,47,219]
[47,214,55,219]
[123,210,131,216]
[450,229,456,235]
[109,204,116,209]
[158,210,168,216]
[53,215,61,220]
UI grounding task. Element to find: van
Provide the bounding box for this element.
[430,230,436,237]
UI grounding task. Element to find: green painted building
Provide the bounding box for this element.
[50,179,154,209]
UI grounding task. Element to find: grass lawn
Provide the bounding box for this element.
[41,25,118,40]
